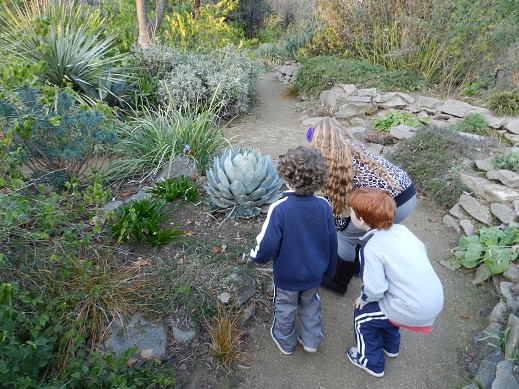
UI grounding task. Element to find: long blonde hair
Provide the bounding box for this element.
[310,117,400,217]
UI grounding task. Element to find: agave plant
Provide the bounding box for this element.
[204,146,284,218]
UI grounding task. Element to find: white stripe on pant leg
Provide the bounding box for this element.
[354,311,388,367]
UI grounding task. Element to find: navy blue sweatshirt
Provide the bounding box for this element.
[250,191,338,291]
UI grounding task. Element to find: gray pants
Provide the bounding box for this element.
[271,286,322,352]
[337,194,417,261]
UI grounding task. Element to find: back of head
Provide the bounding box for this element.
[310,117,348,154]
[278,146,329,196]
[348,188,396,230]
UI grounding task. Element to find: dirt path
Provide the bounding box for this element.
[224,72,307,160]
[222,72,498,389]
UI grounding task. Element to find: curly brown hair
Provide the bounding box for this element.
[310,117,400,217]
[277,146,329,196]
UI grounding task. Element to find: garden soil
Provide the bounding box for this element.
[180,72,498,388]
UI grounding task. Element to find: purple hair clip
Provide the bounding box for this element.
[306,127,314,142]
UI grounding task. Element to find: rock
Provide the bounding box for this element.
[408,96,442,113]
[504,314,519,360]
[460,174,519,203]
[365,143,384,155]
[475,158,495,172]
[337,84,358,95]
[218,291,231,304]
[500,282,519,312]
[443,214,460,233]
[449,203,467,219]
[171,326,197,343]
[474,350,504,389]
[458,194,493,225]
[238,305,256,326]
[488,301,507,324]
[335,101,375,118]
[390,124,416,139]
[319,90,340,109]
[487,170,519,188]
[103,314,167,358]
[438,99,475,118]
[490,203,517,224]
[125,187,153,204]
[475,322,503,360]
[376,92,414,109]
[505,133,519,145]
[102,200,124,212]
[503,263,519,282]
[225,272,256,306]
[505,118,519,135]
[155,155,196,182]
[492,360,519,389]
[460,219,477,236]
[357,88,378,97]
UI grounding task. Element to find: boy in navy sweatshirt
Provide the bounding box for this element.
[346,187,443,377]
[250,146,337,355]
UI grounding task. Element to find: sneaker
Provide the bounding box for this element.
[270,328,293,355]
[346,347,384,378]
[297,334,317,353]
[384,349,398,358]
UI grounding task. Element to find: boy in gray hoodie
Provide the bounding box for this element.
[346,187,443,378]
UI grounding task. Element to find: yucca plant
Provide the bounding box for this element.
[0,0,134,106]
[204,146,284,218]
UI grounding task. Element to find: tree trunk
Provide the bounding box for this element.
[193,0,201,19]
[136,0,167,49]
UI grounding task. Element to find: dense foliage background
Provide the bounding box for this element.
[0,0,517,386]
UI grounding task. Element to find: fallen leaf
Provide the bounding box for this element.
[132,258,150,268]
[212,247,222,253]
[459,314,470,319]
[209,289,217,295]
[126,357,139,368]
[184,230,195,237]
[429,218,440,223]
[140,349,154,359]
[191,308,197,313]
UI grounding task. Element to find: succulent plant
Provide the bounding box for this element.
[204,146,284,218]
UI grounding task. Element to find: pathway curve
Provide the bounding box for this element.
[224,72,498,389]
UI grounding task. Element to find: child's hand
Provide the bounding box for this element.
[354,297,362,310]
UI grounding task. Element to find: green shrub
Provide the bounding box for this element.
[484,90,519,116]
[311,0,519,93]
[149,176,199,203]
[491,148,519,173]
[109,198,183,247]
[1,87,118,187]
[105,102,228,182]
[450,113,489,135]
[256,43,289,68]
[294,56,424,98]
[388,126,474,208]
[372,110,429,132]
[441,223,519,284]
[162,0,245,50]
[135,45,262,118]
